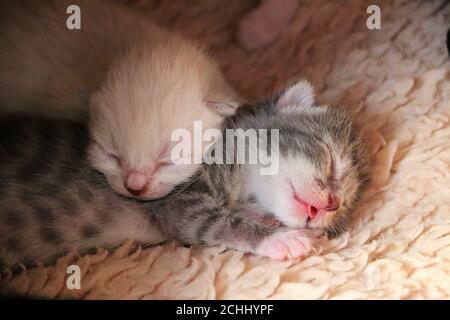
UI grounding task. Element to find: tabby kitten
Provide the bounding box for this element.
[0,81,371,269]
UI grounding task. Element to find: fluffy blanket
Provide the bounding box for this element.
[1,0,449,299]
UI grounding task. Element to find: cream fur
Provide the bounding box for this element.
[0,0,240,199]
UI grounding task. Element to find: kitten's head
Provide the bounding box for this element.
[247,80,371,238]
[88,43,239,200]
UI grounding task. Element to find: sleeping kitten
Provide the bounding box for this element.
[0,0,240,200]
[0,81,371,269]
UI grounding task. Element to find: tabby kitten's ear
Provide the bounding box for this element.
[276,80,315,113]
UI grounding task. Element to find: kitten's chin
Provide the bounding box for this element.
[134,190,171,201]
[283,214,308,229]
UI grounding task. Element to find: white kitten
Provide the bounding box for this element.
[0,0,241,199]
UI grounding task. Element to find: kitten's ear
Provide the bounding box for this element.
[276,80,315,111]
[206,100,240,117]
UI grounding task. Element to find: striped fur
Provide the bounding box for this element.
[0,90,371,268]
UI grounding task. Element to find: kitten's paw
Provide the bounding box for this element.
[254,230,314,261]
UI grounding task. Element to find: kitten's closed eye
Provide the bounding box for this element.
[158,159,173,167]
[109,153,122,165]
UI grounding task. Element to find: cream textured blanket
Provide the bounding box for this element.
[1,0,449,299]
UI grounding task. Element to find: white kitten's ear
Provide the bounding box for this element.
[276,80,315,111]
[206,100,240,117]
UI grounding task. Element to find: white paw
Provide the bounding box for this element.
[254,229,315,261]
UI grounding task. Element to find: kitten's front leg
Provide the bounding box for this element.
[198,206,319,261]
[152,201,319,261]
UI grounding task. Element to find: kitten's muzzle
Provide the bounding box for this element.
[125,171,150,197]
[294,192,339,220]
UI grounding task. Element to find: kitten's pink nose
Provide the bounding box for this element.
[125,171,149,197]
[307,194,339,219]
[295,192,340,220]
